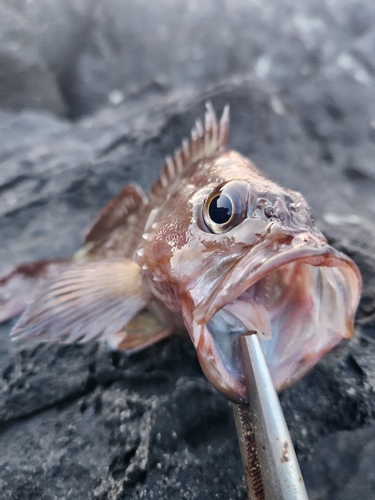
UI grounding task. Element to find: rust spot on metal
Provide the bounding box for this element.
[237,404,265,500]
[281,441,289,463]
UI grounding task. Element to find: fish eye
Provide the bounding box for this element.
[203,182,247,234]
[209,194,233,224]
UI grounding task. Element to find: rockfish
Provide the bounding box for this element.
[0,104,362,402]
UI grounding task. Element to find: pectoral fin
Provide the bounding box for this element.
[12,259,150,344]
[0,259,72,324]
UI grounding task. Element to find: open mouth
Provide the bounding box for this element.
[193,245,361,402]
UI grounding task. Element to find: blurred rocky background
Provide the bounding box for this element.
[1,0,375,499]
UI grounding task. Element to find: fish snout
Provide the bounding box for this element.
[252,194,317,236]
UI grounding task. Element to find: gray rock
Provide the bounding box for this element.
[0,2,66,115]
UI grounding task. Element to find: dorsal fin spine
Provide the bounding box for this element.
[195,119,204,138]
[219,104,230,149]
[166,155,175,179]
[160,170,168,188]
[174,148,184,173]
[150,103,230,198]
[182,138,190,162]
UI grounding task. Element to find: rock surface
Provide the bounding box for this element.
[1,1,375,499]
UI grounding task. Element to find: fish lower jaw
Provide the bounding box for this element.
[198,257,359,402]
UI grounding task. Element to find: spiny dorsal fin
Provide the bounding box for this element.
[151,102,230,197]
[11,260,150,344]
[85,182,148,244]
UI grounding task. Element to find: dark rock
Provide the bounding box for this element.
[301,424,375,500]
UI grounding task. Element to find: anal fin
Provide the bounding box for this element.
[107,302,173,353]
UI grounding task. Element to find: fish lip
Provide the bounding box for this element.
[194,235,362,326]
[190,231,361,403]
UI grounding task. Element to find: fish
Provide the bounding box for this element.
[0,103,362,403]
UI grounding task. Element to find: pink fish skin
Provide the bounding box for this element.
[4,104,361,403]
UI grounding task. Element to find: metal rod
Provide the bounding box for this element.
[234,332,309,500]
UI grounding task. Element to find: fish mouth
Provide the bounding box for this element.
[192,236,361,403]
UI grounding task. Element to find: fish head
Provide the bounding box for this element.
[138,147,361,403]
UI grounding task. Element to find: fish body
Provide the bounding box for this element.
[2,104,361,403]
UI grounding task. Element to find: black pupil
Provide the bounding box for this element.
[209,194,233,224]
